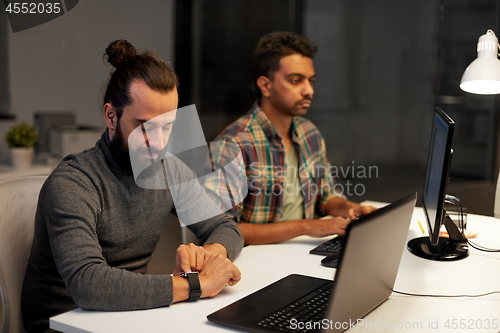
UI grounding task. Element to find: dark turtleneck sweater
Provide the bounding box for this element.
[21,130,244,333]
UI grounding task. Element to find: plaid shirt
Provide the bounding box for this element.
[207,101,341,224]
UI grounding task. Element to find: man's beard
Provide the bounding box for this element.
[109,120,134,176]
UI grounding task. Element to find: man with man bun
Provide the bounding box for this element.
[21,39,243,333]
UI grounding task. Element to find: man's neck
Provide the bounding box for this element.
[260,98,293,147]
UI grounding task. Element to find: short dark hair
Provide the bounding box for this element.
[103,39,179,120]
[252,31,317,97]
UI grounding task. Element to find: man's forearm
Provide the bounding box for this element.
[203,243,228,257]
[238,220,309,245]
[192,213,244,261]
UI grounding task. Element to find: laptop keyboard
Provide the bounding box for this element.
[309,237,343,256]
[256,282,333,332]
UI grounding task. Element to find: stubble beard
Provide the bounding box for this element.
[109,120,134,176]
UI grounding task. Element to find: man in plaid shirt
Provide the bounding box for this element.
[209,31,375,245]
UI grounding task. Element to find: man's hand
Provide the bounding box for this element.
[173,243,212,276]
[172,250,241,303]
[172,244,240,303]
[303,217,350,237]
[345,204,377,220]
[199,254,241,298]
[239,216,354,245]
[326,197,377,221]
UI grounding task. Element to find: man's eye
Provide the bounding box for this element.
[162,124,172,132]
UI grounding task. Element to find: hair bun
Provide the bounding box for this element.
[105,39,137,68]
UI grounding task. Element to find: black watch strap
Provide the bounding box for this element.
[181,272,202,302]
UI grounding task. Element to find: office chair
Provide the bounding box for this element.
[0,176,47,333]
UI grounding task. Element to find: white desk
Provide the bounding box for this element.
[50,206,500,333]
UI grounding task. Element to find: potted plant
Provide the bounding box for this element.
[4,122,38,170]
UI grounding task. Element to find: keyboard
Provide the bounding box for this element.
[256,282,333,332]
[309,236,343,256]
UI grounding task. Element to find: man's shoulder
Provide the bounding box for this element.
[215,110,257,142]
[47,145,107,190]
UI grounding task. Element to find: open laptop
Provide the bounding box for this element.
[207,193,417,333]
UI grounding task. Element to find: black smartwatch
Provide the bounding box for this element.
[180,272,202,302]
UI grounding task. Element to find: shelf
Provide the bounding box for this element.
[0,163,54,181]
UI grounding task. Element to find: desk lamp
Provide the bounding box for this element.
[460,29,500,95]
[460,30,500,218]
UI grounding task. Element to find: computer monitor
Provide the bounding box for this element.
[407,107,469,261]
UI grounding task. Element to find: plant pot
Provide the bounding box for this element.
[10,147,34,170]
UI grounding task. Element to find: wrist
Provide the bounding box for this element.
[298,219,313,236]
[172,276,190,303]
[181,272,202,302]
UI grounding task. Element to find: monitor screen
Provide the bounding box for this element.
[407,107,467,260]
[422,107,454,246]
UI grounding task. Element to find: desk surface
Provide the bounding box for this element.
[50,205,500,333]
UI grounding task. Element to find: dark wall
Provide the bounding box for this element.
[176,0,444,201]
[176,0,304,141]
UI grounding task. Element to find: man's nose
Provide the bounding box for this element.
[144,127,166,151]
[302,80,314,98]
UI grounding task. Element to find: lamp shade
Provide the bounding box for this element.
[460,30,500,95]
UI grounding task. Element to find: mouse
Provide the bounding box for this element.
[321,253,340,268]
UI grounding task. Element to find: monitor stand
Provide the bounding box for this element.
[407,213,469,261]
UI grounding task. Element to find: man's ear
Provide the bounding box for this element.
[256,76,272,98]
[103,103,118,130]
